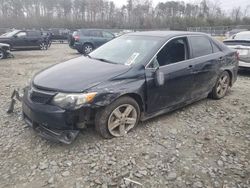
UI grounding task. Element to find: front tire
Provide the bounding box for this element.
[210,71,230,99]
[0,49,6,59]
[95,96,140,139]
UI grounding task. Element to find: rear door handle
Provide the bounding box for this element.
[187,65,193,69]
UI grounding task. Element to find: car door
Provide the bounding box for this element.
[26,31,42,48]
[90,30,106,47]
[188,36,223,99]
[145,37,196,114]
[13,31,28,48]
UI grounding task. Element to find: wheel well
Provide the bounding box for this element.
[225,70,233,86]
[123,93,144,112]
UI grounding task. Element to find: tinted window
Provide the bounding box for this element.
[90,30,102,37]
[27,31,41,37]
[81,30,91,36]
[103,31,114,38]
[189,36,213,58]
[156,37,189,67]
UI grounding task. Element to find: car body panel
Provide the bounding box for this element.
[22,31,238,143]
[33,56,131,92]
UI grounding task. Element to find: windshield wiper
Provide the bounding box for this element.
[92,58,118,64]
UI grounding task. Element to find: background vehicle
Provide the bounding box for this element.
[224,31,250,69]
[0,30,44,50]
[47,28,70,43]
[69,29,115,54]
[22,31,238,144]
[0,43,11,59]
[225,29,248,39]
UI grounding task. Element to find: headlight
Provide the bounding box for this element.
[52,92,97,110]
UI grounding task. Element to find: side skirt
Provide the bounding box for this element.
[140,94,208,121]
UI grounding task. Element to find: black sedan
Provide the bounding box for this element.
[0,30,45,50]
[22,31,238,144]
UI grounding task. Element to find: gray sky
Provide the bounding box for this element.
[114,0,250,11]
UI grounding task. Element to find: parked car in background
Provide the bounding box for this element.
[224,31,250,69]
[0,43,11,59]
[225,29,248,39]
[48,28,70,43]
[0,30,45,50]
[22,31,238,144]
[69,29,115,54]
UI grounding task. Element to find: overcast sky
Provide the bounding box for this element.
[114,0,250,11]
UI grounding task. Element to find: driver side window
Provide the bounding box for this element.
[157,37,189,66]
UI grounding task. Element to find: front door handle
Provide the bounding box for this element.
[187,65,193,69]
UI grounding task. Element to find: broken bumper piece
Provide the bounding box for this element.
[23,115,79,144]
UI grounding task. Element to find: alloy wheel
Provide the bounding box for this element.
[216,74,230,98]
[108,104,137,137]
[0,50,4,59]
[84,45,93,54]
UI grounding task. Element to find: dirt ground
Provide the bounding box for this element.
[0,44,249,188]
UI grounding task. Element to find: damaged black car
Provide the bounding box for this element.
[22,31,238,144]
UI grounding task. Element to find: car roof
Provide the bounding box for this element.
[235,31,250,35]
[126,30,207,38]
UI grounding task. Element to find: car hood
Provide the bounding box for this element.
[0,36,11,40]
[33,56,131,92]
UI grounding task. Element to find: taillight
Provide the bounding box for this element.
[235,51,239,61]
[74,35,80,41]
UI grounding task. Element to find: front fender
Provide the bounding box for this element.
[89,78,146,108]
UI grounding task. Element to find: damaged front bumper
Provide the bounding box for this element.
[23,114,79,144]
[21,87,82,144]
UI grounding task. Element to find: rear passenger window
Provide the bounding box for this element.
[189,36,213,58]
[91,31,102,37]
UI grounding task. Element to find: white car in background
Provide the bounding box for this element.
[223,31,250,69]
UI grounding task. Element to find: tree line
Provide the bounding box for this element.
[0,0,249,30]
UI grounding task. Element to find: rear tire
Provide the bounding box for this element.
[82,43,94,55]
[210,71,230,99]
[95,96,140,139]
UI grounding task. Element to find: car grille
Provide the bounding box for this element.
[29,88,55,104]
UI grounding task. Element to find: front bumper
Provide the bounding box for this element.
[72,42,83,51]
[22,88,82,144]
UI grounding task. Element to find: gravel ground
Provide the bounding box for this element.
[0,44,249,188]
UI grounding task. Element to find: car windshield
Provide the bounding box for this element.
[89,35,162,65]
[234,33,250,40]
[1,30,19,37]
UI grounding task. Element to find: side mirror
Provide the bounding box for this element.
[13,35,18,38]
[155,69,165,86]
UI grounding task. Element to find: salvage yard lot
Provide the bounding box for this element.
[0,44,249,188]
